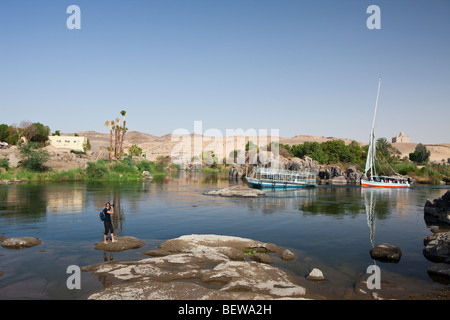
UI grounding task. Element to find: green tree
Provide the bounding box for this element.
[291,141,328,164]
[346,140,363,163]
[321,140,348,164]
[376,137,400,165]
[0,124,9,142]
[29,122,50,144]
[119,110,127,157]
[409,143,430,164]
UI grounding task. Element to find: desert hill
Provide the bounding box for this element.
[74,131,450,164]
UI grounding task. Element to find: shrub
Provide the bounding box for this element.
[136,160,153,172]
[18,142,50,172]
[395,162,418,175]
[70,149,86,155]
[110,161,136,174]
[86,161,108,179]
[0,157,9,170]
[135,159,166,174]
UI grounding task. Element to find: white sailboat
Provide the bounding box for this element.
[361,77,410,188]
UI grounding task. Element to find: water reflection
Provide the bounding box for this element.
[246,188,317,214]
[103,251,114,262]
[0,184,50,223]
[298,187,364,217]
[161,171,232,187]
[46,185,86,214]
[363,188,376,248]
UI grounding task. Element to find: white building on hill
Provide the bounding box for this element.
[48,135,87,151]
[392,132,410,143]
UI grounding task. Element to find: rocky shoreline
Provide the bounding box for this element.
[80,232,450,300]
[228,155,366,185]
[423,191,450,281]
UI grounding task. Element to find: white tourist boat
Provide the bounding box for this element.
[361,77,410,188]
[246,166,317,189]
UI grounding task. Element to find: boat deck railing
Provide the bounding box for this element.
[248,166,317,183]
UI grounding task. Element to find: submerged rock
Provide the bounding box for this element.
[203,185,265,197]
[0,237,41,249]
[84,234,305,300]
[279,249,296,261]
[427,263,450,281]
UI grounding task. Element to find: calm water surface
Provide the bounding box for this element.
[0,171,449,299]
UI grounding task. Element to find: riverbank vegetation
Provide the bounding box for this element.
[0,153,171,183]
[276,139,449,185]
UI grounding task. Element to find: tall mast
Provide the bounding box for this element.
[371,77,382,132]
[365,77,382,180]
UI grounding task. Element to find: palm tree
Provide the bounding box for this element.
[119,110,126,158]
[110,120,117,159]
[114,117,121,159]
[376,138,390,158]
[105,120,112,160]
[376,137,401,175]
[376,137,400,163]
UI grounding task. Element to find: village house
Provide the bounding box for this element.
[48,135,87,151]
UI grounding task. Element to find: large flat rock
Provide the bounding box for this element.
[203,186,265,197]
[94,236,145,252]
[83,234,305,300]
[0,236,41,249]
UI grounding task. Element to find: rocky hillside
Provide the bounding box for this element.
[76,131,450,163]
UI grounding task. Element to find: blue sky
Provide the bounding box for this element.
[0,0,449,144]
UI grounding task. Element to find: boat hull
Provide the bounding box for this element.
[361,179,409,188]
[247,178,315,189]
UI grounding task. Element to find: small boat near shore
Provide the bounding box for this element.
[361,77,410,188]
[246,166,317,189]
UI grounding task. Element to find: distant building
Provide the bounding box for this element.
[392,132,410,143]
[48,135,87,151]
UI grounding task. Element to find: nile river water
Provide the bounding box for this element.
[0,171,449,299]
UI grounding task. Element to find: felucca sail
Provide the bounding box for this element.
[361,77,410,187]
[364,76,381,180]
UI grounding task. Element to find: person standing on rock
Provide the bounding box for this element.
[103,202,116,244]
